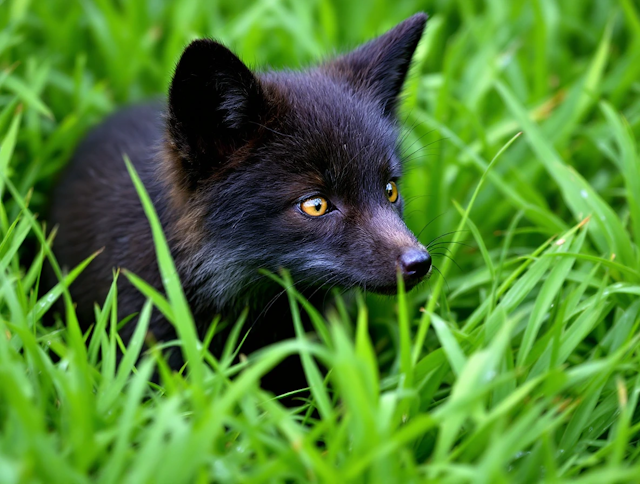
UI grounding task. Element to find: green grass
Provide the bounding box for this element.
[1,0,640,482]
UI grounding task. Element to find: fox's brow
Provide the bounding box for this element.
[388,153,403,178]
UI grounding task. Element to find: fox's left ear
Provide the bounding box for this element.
[324,13,427,117]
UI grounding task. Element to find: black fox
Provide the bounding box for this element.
[49,13,431,393]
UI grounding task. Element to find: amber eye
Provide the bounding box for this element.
[386,181,398,203]
[300,197,329,217]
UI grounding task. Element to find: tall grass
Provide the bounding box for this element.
[1,0,640,482]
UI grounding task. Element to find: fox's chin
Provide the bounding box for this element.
[360,278,427,296]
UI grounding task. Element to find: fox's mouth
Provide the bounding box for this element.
[365,247,432,294]
[363,267,432,295]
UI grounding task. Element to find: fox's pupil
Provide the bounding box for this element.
[300,196,328,216]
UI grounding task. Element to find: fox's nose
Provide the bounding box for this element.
[398,248,432,282]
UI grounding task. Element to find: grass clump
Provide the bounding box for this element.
[1,0,640,482]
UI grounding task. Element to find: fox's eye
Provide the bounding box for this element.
[386,181,398,203]
[300,197,329,217]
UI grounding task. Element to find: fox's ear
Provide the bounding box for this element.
[324,13,427,117]
[167,39,266,189]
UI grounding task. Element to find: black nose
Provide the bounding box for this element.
[398,248,432,281]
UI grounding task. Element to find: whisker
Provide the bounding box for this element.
[426,230,469,248]
[337,282,356,299]
[402,153,440,164]
[321,277,348,307]
[416,212,448,240]
[403,144,442,157]
[403,209,430,219]
[403,194,435,203]
[400,129,439,157]
[250,271,321,324]
[402,137,447,161]
[254,287,289,326]
[428,246,453,255]
[430,253,462,272]
[430,265,450,292]
[428,240,474,249]
[316,276,343,299]
[398,111,421,145]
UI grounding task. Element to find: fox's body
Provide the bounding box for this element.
[51,103,329,368]
[50,14,431,387]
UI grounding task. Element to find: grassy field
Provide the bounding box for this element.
[1,0,640,482]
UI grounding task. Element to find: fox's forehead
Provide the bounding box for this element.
[260,71,402,190]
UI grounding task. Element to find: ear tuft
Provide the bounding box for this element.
[323,13,427,117]
[167,40,266,189]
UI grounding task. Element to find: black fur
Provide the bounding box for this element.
[49,13,430,394]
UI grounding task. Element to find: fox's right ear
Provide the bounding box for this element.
[323,13,427,118]
[167,40,267,190]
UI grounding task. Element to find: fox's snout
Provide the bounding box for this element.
[398,247,432,286]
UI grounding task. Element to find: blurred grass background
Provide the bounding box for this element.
[1,0,640,482]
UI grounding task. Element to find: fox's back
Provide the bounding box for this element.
[50,103,165,325]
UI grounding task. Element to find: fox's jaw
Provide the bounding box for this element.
[182,220,432,312]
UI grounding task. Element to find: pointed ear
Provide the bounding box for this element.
[324,13,427,117]
[167,40,267,189]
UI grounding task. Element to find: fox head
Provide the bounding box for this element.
[163,13,431,309]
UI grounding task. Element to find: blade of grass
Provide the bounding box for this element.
[412,131,522,363]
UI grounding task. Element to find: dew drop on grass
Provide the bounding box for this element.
[513,451,530,459]
[483,369,497,382]
[580,189,588,199]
